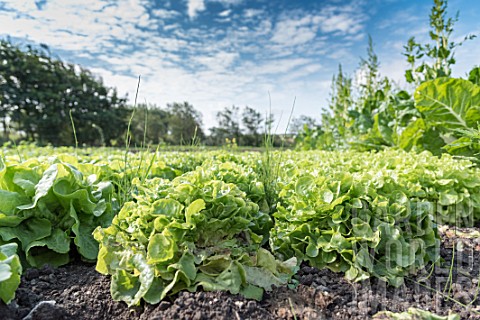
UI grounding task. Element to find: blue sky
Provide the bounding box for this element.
[1,0,480,131]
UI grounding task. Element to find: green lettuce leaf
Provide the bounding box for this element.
[0,243,22,304]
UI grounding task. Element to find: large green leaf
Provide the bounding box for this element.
[24,228,71,268]
[0,218,52,250]
[0,190,29,227]
[110,253,154,306]
[398,118,426,151]
[17,164,58,210]
[415,78,480,130]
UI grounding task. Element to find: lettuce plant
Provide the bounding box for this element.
[94,166,296,306]
[269,151,465,286]
[0,156,118,267]
[271,171,440,286]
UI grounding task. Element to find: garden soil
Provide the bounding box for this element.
[1,225,479,320]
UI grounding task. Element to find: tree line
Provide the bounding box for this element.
[0,40,127,146]
[0,39,308,147]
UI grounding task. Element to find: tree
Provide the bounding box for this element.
[289,115,318,135]
[242,106,263,147]
[210,105,241,146]
[0,39,128,145]
[67,69,129,146]
[128,103,170,146]
[264,113,275,134]
[165,102,204,145]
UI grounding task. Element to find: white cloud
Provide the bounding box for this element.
[243,8,264,19]
[195,51,239,71]
[280,63,323,83]
[248,58,313,76]
[151,8,181,19]
[1,0,149,52]
[314,4,367,35]
[270,3,367,48]
[219,9,231,17]
[187,0,206,19]
[318,13,362,34]
[209,0,244,6]
[271,16,317,46]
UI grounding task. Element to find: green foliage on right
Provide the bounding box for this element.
[404,0,475,85]
[416,78,480,130]
[271,149,480,287]
[412,78,480,157]
[295,0,479,159]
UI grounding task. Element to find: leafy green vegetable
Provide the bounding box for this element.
[2,146,479,304]
[0,243,22,304]
[0,156,118,267]
[270,149,480,286]
[94,165,296,306]
[409,78,480,157]
[415,78,480,130]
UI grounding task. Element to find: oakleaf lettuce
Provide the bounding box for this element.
[270,151,449,286]
[94,167,296,306]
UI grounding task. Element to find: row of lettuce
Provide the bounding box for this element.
[1,148,480,305]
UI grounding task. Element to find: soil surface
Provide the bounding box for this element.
[1,225,479,320]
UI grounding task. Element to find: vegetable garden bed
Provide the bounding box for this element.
[1,147,479,319]
[1,226,479,319]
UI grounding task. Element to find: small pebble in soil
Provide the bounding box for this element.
[24,268,40,281]
[358,300,369,310]
[454,291,472,305]
[246,301,257,312]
